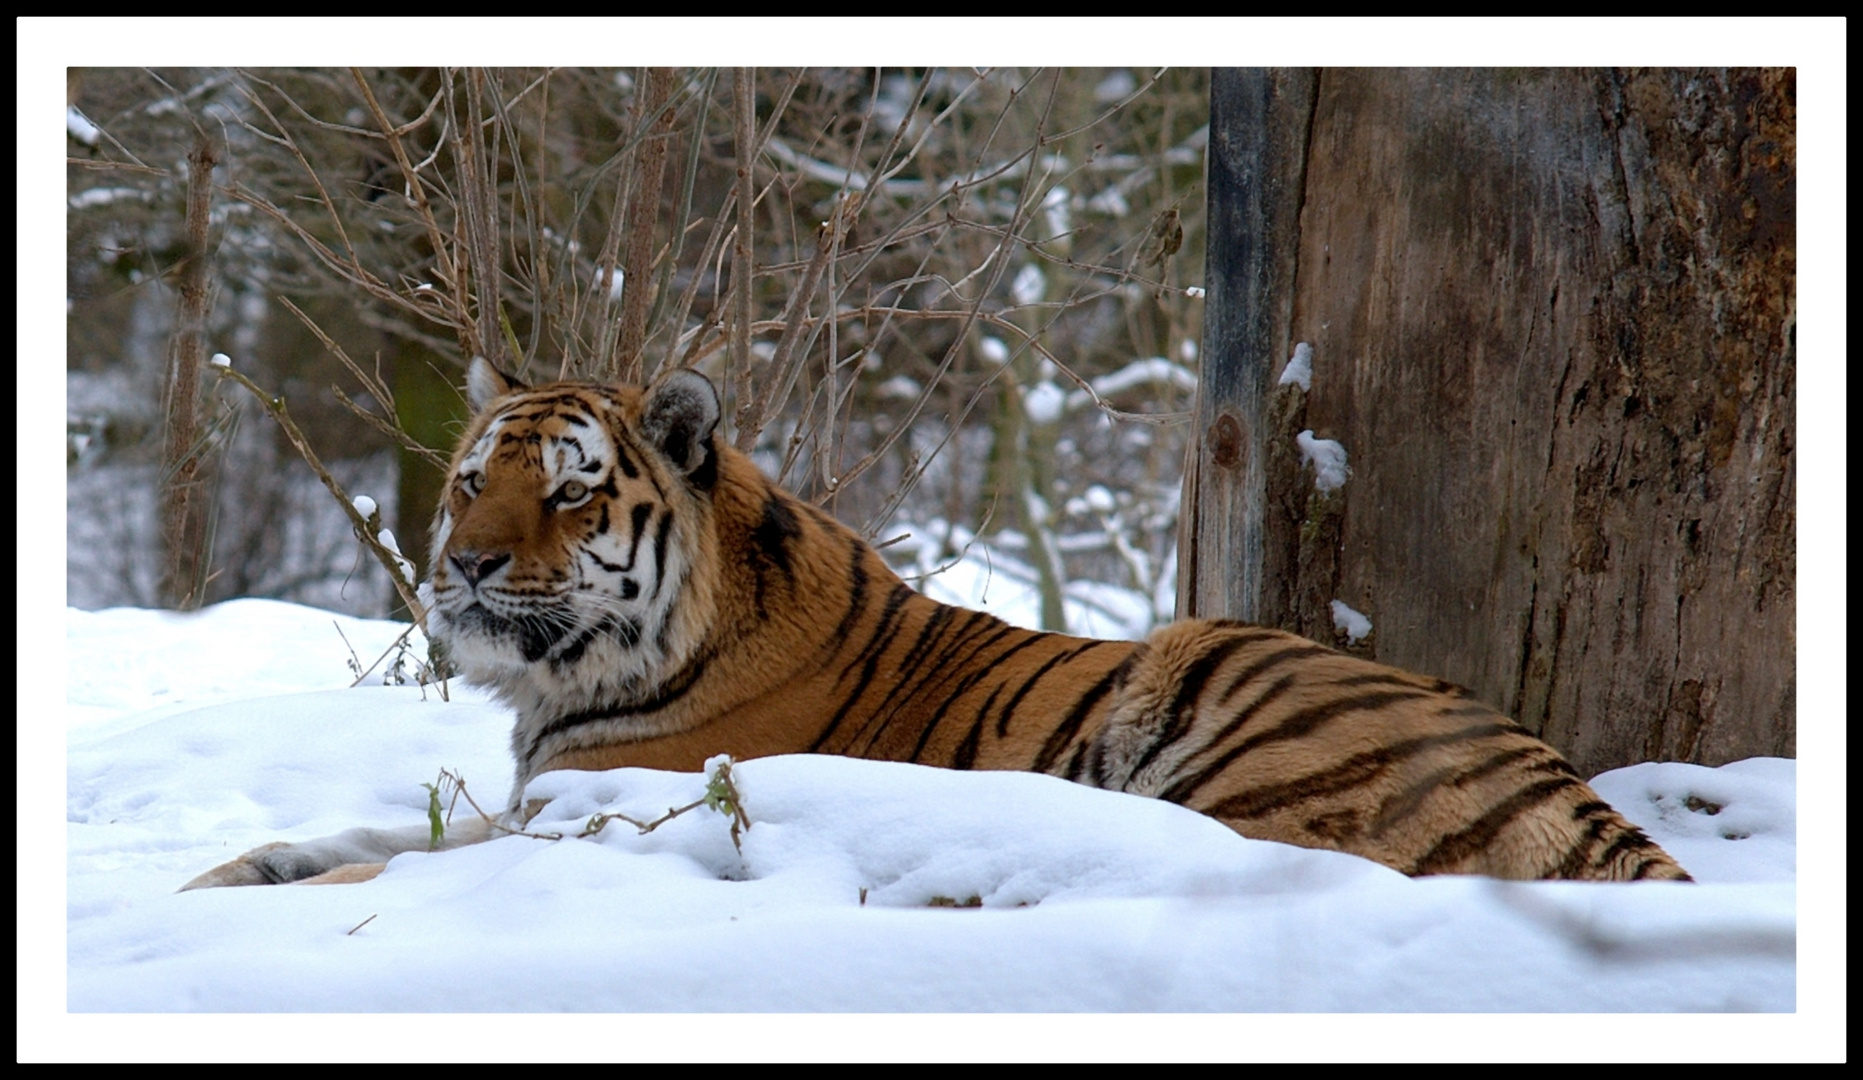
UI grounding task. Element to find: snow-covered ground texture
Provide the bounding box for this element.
[65,599,1798,1015]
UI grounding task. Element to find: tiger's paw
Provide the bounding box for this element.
[179,841,354,890]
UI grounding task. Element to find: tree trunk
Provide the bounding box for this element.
[1177,68,1316,624]
[1209,68,1795,776]
[158,133,220,611]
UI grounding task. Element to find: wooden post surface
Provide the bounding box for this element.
[1188,68,1794,775]
[1178,68,1317,624]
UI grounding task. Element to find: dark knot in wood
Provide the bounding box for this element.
[1211,413,1243,470]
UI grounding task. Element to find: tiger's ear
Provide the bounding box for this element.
[466,356,527,413]
[640,368,720,484]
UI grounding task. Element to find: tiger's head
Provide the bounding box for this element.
[427,358,724,721]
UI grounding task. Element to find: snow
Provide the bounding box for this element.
[1296,429,1351,492]
[67,186,150,209]
[1064,357,1197,413]
[1329,599,1372,644]
[376,528,416,584]
[1589,759,1799,886]
[66,104,99,145]
[878,375,922,400]
[1042,186,1071,242]
[596,266,625,303]
[1089,357,1198,398]
[1280,341,1314,391]
[892,522,1155,642]
[1093,69,1138,104]
[977,336,1010,365]
[209,352,231,368]
[1185,285,1205,298]
[24,17,1846,1062]
[1023,380,1066,425]
[1087,186,1130,218]
[351,495,377,519]
[57,598,1802,1024]
[1010,263,1046,306]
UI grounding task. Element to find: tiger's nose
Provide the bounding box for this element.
[450,550,511,588]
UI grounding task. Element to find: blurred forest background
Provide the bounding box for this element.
[66,67,1209,636]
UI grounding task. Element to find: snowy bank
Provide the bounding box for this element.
[62,600,1799,1020]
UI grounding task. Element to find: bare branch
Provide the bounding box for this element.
[350,67,475,361]
[729,68,757,448]
[211,365,429,628]
[65,157,168,176]
[616,67,678,382]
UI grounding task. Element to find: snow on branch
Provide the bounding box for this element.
[1063,357,1198,413]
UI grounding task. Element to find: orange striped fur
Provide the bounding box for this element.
[183,362,1688,889]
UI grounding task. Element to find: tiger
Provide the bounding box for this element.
[182,359,1690,889]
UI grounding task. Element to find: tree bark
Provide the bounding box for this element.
[1235,68,1795,775]
[1177,68,1316,624]
[616,67,678,383]
[158,133,219,610]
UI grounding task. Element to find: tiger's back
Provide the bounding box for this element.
[435,362,1687,884]
[183,362,1688,889]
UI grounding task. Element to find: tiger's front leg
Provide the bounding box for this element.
[179,817,499,890]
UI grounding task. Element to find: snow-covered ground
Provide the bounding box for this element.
[49,597,1826,1057]
[27,15,1847,1065]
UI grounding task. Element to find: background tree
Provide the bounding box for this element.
[67,67,1209,637]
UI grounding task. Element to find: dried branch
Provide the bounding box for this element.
[577,756,750,852]
[270,297,454,472]
[234,76,361,271]
[65,156,169,176]
[434,768,562,842]
[616,67,678,382]
[211,364,428,628]
[459,69,509,370]
[157,133,219,611]
[729,67,757,448]
[639,68,718,380]
[350,67,476,362]
[758,191,863,444]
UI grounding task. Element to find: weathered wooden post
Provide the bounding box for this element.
[1177,69,1316,622]
[1188,68,1795,776]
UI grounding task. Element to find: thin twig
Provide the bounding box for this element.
[65,157,168,176]
[437,768,562,842]
[759,191,863,437]
[211,365,427,627]
[350,67,475,362]
[331,386,451,472]
[640,68,717,379]
[577,757,750,852]
[235,76,360,270]
[347,620,424,688]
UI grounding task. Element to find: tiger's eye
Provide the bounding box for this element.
[461,472,485,497]
[557,480,589,503]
